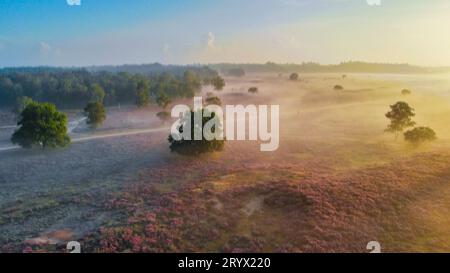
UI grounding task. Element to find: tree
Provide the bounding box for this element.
[12,96,34,115]
[135,79,150,107]
[289,73,299,81]
[168,109,225,155]
[11,102,70,149]
[385,101,416,139]
[84,102,106,128]
[248,87,258,94]
[211,76,225,91]
[156,93,172,110]
[404,127,436,145]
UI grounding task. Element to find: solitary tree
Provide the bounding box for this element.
[334,85,344,91]
[11,102,70,149]
[168,109,225,155]
[385,101,416,139]
[84,101,106,128]
[404,127,436,145]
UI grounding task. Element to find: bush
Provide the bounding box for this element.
[248,87,258,94]
[334,85,344,90]
[289,73,299,81]
[11,102,70,149]
[404,127,436,145]
[401,89,412,95]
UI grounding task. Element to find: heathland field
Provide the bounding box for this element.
[1,73,450,252]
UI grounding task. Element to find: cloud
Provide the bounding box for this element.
[366,0,381,6]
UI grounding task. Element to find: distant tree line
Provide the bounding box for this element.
[0,66,221,109]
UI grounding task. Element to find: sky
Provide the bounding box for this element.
[0,0,450,67]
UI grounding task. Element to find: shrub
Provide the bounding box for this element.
[156,111,171,122]
[334,85,344,90]
[289,73,299,81]
[248,87,258,94]
[401,89,412,95]
[404,127,436,145]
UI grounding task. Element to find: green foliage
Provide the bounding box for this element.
[0,66,218,109]
[84,102,106,128]
[404,127,436,145]
[168,109,225,155]
[211,76,225,91]
[248,87,258,94]
[12,96,34,115]
[205,96,222,106]
[385,101,416,138]
[156,93,172,109]
[401,89,412,95]
[289,73,299,81]
[11,102,70,149]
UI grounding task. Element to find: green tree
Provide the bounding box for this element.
[84,101,106,128]
[11,102,70,149]
[404,127,436,145]
[168,109,225,155]
[211,76,225,91]
[385,101,416,139]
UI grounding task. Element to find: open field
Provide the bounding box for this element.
[1,73,450,252]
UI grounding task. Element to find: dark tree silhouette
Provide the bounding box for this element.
[385,101,416,139]
[404,127,436,145]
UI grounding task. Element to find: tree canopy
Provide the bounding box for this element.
[11,102,70,149]
[84,101,106,128]
[404,127,436,145]
[168,109,225,155]
[385,101,416,138]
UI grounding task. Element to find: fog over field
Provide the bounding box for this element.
[1,72,450,252]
